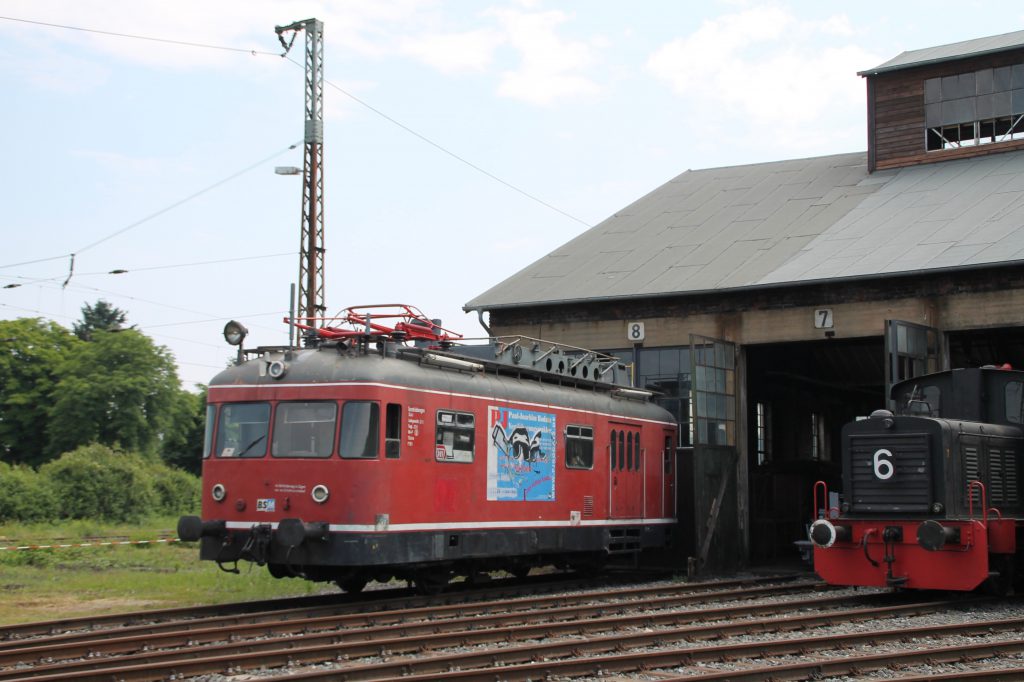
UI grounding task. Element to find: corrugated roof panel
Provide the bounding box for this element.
[923,243,986,268]
[465,148,1024,311]
[950,194,1024,245]
[860,30,1024,76]
[883,242,955,272]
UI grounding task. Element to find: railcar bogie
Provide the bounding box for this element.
[810,366,1024,592]
[179,305,678,593]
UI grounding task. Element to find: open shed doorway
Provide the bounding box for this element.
[948,326,1024,369]
[745,337,886,564]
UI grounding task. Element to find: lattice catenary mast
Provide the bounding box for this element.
[276,18,325,325]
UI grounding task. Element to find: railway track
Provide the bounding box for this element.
[1,574,1020,681]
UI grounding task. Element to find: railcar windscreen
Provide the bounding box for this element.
[340,401,379,458]
[202,405,215,458]
[272,401,337,458]
[216,403,270,458]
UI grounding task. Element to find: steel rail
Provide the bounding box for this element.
[0,587,903,679]
[0,575,813,654]
[0,570,637,642]
[3,595,996,681]
[360,614,1024,682]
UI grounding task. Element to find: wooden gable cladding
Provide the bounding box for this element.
[868,46,1024,172]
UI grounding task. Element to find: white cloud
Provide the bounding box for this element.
[646,5,883,137]
[487,8,602,106]
[401,29,505,74]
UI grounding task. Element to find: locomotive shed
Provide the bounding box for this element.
[466,29,1024,573]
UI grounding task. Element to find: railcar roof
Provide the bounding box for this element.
[209,346,675,424]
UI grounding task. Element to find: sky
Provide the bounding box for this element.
[1,1,1021,388]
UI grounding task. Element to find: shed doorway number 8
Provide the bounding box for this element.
[628,322,645,343]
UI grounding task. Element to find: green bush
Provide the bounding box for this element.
[149,465,200,515]
[40,444,158,522]
[2,445,201,524]
[0,462,59,523]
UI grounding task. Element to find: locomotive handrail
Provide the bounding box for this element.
[812,480,828,520]
[861,527,879,567]
[967,480,987,525]
[988,506,1003,520]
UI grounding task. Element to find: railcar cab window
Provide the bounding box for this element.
[565,425,594,469]
[216,403,270,458]
[436,410,474,463]
[339,401,379,459]
[202,405,216,458]
[272,401,337,458]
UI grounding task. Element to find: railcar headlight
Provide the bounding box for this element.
[931,502,944,514]
[223,320,248,346]
[267,359,287,379]
[311,484,330,504]
[211,483,227,502]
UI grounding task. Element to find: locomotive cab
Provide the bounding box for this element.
[811,366,1024,591]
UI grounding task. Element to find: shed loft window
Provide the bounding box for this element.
[925,64,1024,151]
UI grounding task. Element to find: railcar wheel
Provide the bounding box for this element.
[414,568,450,595]
[511,566,531,579]
[337,575,368,594]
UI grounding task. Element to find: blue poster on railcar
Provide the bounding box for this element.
[486,406,556,502]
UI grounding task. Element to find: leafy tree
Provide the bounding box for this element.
[0,318,79,466]
[46,329,181,458]
[72,299,128,341]
[160,386,207,475]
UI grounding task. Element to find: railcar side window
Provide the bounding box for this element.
[272,401,337,458]
[618,431,625,471]
[565,425,594,469]
[202,405,216,458]
[385,403,402,458]
[340,401,379,459]
[610,429,618,470]
[1006,382,1024,423]
[216,403,270,458]
[436,410,474,462]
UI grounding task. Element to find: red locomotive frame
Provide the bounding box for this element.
[810,366,1024,592]
[179,305,678,593]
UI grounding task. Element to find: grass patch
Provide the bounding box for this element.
[0,517,330,626]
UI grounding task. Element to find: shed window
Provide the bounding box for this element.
[924,64,1024,151]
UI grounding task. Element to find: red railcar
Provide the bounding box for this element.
[179,306,678,593]
[810,366,1024,592]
